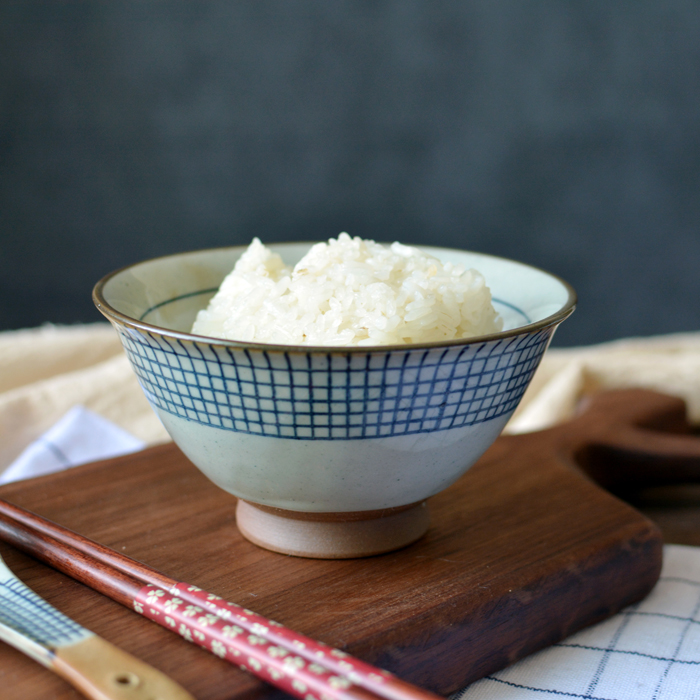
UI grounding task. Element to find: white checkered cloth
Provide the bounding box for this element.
[5,406,700,700]
[456,545,700,699]
[0,405,144,485]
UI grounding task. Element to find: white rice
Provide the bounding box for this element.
[192,233,503,346]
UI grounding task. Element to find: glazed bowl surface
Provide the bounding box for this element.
[94,243,575,555]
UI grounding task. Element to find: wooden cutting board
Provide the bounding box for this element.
[0,390,673,700]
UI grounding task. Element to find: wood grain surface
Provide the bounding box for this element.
[0,390,674,700]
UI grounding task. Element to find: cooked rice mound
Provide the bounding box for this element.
[191,234,503,346]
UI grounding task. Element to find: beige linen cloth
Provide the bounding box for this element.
[2,323,700,477]
[0,323,170,473]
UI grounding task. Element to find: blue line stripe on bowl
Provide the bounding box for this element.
[138,290,531,328]
[138,288,219,322]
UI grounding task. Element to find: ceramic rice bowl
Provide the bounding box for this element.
[94,244,576,558]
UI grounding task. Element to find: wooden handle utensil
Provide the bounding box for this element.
[0,553,194,700]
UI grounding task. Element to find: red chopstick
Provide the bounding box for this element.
[0,498,442,700]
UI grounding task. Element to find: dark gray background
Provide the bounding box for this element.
[2,1,699,346]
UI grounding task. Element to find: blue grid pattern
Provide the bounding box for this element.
[116,327,554,439]
[0,575,88,647]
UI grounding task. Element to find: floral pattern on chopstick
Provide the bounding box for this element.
[171,583,396,686]
[134,584,388,700]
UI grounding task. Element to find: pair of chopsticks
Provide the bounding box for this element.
[0,498,442,700]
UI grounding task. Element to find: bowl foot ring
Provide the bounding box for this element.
[235,500,430,559]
